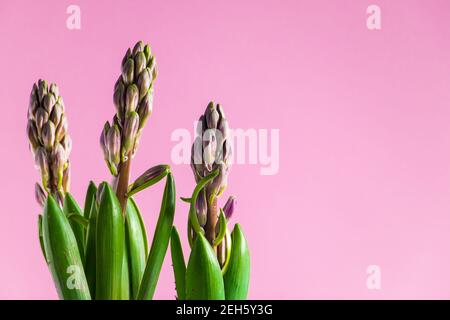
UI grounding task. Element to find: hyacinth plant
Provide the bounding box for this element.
[27,41,176,300]
[170,102,251,300]
[27,41,250,301]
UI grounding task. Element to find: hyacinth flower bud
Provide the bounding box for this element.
[107,125,121,166]
[113,80,125,119]
[122,58,134,85]
[125,84,139,114]
[52,144,66,189]
[222,196,236,220]
[55,116,68,143]
[35,183,47,208]
[137,93,152,130]
[42,121,56,150]
[43,93,56,114]
[127,164,170,196]
[122,112,139,161]
[27,120,39,151]
[133,40,144,54]
[38,80,48,102]
[50,103,63,127]
[196,189,208,227]
[34,108,48,134]
[134,51,147,77]
[35,147,49,191]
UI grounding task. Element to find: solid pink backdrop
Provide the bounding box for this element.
[1,0,450,299]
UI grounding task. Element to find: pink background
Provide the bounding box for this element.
[1,0,450,299]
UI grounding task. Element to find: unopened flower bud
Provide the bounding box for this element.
[136,93,152,130]
[134,52,147,77]
[107,125,121,165]
[222,196,235,219]
[122,112,139,160]
[125,84,139,114]
[132,40,144,55]
[43,93,56,113]
[42,121,56,150]
[38,80,48,102]
[137,68,151,100]
[55,116,67,143]
[35,183,47,207]
[196,189,207,227]
[122,59,134,85]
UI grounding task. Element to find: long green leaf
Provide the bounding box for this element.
[185,233,225,300]
[38,214,49,264]
[63,193,86,263]
[223,224,250,300]
[121,236,130,300]
[125,198,148,299]
[83,182,98,298]
[170,226,186,300]
[137,172,176,300]
[95,182,125,300]
[42,195,91,300]
[83,181,97,219]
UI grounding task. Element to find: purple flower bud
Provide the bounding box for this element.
[35,183,47,207]
[35,108,49,133]
[43,93,56,114]
[196,189,207,227]
[27,120,39,150]
[125,84,139,114]
[49,83,59,97]
[38,79,48,102]
[137,68,151,100]
[107,125,121,165]
[122,112,139,160]
[132,40,144,55]
[137,92,153,130]
[134,51,147,77]
[113,80,125,116]
[206,103,220,129]
[122,58,134,85]
[121,48,132,68]
[42,121,56,150]
[222,196,236,219]
[55,116,67,143]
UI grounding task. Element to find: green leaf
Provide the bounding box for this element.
[83,181,97,219]
[84,190,98,297]
[223,224,250,300]
[38,214,49,264]
[95,182,125,300]
[121,235,130,300]
[188,169,219,235]
[42,195,91,300]
[213,209,227,247]
[63,193,86,263]
[67,213,89,229]
[83,183,98,298]
[125,197,148,299]
[137,173,176,300]
[185,233,225,300]
[170,226,186,300]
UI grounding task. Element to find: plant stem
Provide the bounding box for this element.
[115,155,132,216]
[205,195,218,246]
